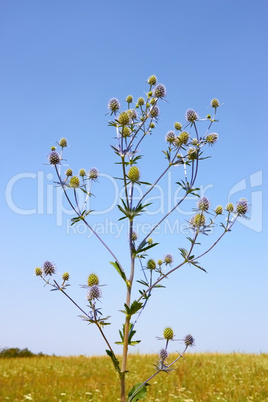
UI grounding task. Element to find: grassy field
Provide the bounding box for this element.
[0,353,268,401]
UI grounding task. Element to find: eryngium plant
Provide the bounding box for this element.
[35,75,248,401]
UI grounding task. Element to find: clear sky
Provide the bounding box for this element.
[1,0,267,356]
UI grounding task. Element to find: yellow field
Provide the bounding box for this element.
[1,353,268,401]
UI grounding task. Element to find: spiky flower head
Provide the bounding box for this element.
[48,151,61,165]
[164,254,173,264]
[158,259,163,266]
[163,327,174,340]
[118,111,130,125]
[51,146,56,151]
[236,198,248,215]
[59,138,67,148]
[108,98,120,113]
[147,237,153,245]
[174,122,182,131]
[65,168,73,177]
[126,108,137,121]
[188,147,198,160]
[197,196,210,211]
[87,273,99,287]
[35,267,42,276]
[206,133,219,145]
[147,259,156,270]
[89,168,99,180]
[215,205,223,215]
[149,105,160,118]
[211,98,220,108]
[178,131,189,145]
[122,127,131,137]
[137,97,145,106]
[154,84,166,98]
[132,231,138,241]
[126,95,133,103]
[62,272,70,281]
[165,131,176,143]
[87,285,101,300]
[42,261,56,276]
[184,334,195,347]
[69,176,80,188]
[186,109,198,122]
[193,213,206,227]
[159,348,168,361]
[128,166,140,182]
[226,202,234,212]
[148,75,157,86]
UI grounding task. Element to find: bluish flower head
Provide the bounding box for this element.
[42,261,56,276]
[153,84,166,98]
[165,131,176,143]
[206,133,219,145]
[48,151,61,165]
[108,98,120,113]
[186,109,198,122]
[164,254,173,265]
[159,348,168,361]
[197,196,210,211]
[184,334,195,347]
[89,168,99,180]
[149,105,160,119]
[236,198,248,215]
[88,285,102,300]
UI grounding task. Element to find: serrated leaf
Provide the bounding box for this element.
[106,350,122,376]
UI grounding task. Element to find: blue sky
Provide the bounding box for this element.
[1,0,267,357]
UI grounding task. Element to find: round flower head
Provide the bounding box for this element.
[108,98,120,113]
[35,267,42,276]
[184,334,195,347]
[65,168,73,177]
[89,168,99,180]
[87,273,99,287]
[126,95,133,103]
[62,272,70,281]
[150,122,155,129]
[193,213,206,227]
[127,109,137,121]
[150,97,157,105]
[122,127,131,137]
[215,205,223,215]
[159,348,168,361]
[236,198,248,215]
[42,261,56,276]
[153,84,166,98]
[211,98,220,108]
[206,133,219,145]
[174,122,182,131]
[69,176,80,188]
[48,151,61,165]
[87,285,101,300]
[147,237,153,245]
[118,111,130,126]
[149,105,160,119]
[128,166,140,182]
[178,131,190,145]
[163,327,174,340]
[59,138,67,148]
[157,259,163,266]
[164,254,173,264]
[226,202,234,212]
[132,231,138,241]
[197,196,210,211]
[148,75,157,86]
[186,109,198,122]
[165,131,176,143]
[79,169,86,177]
[137,97,145,106]
[147,259,156,270]
[51,146,56,151]
[188,147,198,160]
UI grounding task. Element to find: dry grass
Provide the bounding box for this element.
[0,353,267,401]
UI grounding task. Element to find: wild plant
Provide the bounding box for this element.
[35,75,248,401]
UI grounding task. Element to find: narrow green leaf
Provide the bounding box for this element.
[109,261,126,282]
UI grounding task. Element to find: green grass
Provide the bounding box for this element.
[0,353,267,401]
